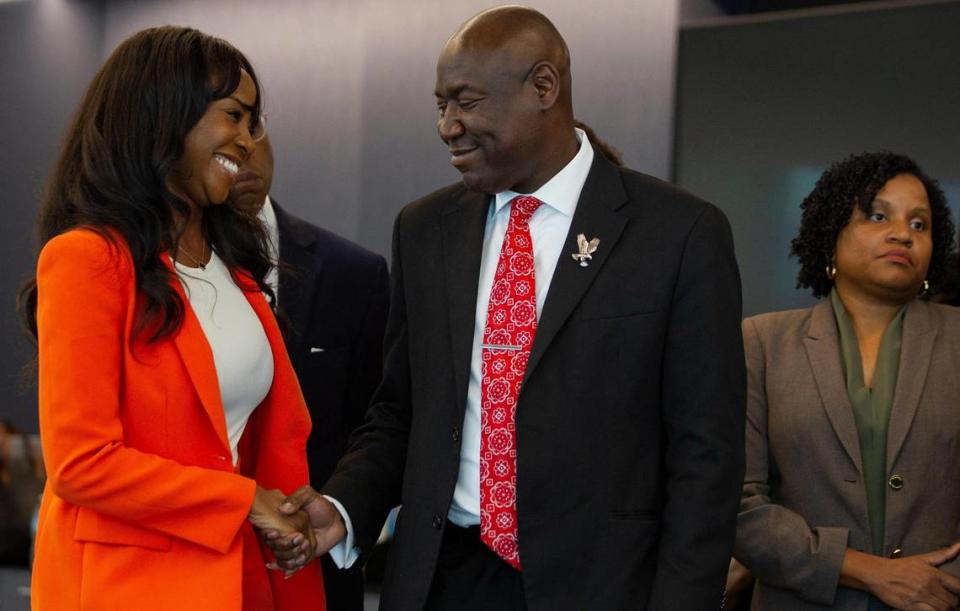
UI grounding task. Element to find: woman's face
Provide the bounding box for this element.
[169,69,258,209]
[834,173,933,304]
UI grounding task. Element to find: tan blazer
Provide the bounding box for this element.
[736,299,960,610]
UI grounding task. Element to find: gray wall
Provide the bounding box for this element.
[2,0,679,430]
[102,0,680,253]
[676,0,960,317]
[0,0,103,432]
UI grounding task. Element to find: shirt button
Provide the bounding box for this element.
[432,514,443,530]
[889,474,904,490]
[452,426,461,442]
[890,547,903,558]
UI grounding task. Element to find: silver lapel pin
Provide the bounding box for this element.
[571,233,600,267]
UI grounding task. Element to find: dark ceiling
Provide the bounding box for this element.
[714,0,898,14]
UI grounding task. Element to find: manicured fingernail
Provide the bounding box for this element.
[280,503,293,512]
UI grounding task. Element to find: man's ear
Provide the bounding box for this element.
[529,62,561,110]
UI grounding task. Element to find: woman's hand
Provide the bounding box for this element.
[841,545,960,611]
[248,487,317,574]
[260,486,347,574]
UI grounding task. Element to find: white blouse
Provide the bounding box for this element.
[175,250,274,465]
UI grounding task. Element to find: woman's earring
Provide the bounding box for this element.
[826,264,837,280]
[922,279,930,295]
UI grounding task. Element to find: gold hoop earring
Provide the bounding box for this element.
[826,264,837,280]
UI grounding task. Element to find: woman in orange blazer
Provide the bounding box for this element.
[19,27,325,610]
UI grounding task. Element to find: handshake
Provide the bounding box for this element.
[247,486,346,576]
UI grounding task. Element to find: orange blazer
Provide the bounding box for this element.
[31,229,325,611]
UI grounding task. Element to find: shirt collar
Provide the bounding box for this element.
[257,195,277,231]
[493,127,594,218]
[256,195,280,255]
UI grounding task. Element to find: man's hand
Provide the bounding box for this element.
[248,487,317,574]
[262,486,347,573]
[842,544,960,611]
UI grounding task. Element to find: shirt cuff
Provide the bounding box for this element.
[323,495,360,569]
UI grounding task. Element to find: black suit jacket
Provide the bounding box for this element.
[272,202,389,610]
[323,156,746,611]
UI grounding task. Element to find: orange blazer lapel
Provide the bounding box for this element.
[233,269,312,484]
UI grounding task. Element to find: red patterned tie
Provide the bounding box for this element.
[479,195,542,571]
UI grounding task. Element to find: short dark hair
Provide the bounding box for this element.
[19,26,273,343]
[790,151,954,298]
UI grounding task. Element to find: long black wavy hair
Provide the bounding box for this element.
[790,151,954,299]
[19,26,274,343]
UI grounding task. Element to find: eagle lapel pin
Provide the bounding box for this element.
[571,233,600,267]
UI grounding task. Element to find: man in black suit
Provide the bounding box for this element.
[272,7,745,610]
[231,133,389,611]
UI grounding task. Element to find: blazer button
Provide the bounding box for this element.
[452,426,461,442]
[432,514,443,530]
[888,474,904,490]
[889,548,903,558]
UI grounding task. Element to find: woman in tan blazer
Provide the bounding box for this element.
[735,152,960,611]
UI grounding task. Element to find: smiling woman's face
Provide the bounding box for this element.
[834,173,933,304]
[169,69,258,209]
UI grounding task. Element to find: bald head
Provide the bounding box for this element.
[435,6,579,194]
[445,6,572,113]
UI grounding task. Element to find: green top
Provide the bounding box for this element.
[830,289,906,556]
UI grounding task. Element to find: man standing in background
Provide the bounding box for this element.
[231,133,389,611]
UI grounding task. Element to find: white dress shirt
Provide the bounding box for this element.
[448,129,594,526]
[257,195,281,303]
[329,129,594,567]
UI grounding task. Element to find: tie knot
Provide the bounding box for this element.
[510,196,543,222]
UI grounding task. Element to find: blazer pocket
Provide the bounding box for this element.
[609,508,659,521]
[304,345,347,360]
[577,292,659,321]
[74,507,172,551]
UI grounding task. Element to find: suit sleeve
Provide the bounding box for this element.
[322,211,411,556]
[733,316,849,605]
[37,231,256,554]
[646,204,746,611]
[345,256,389,437]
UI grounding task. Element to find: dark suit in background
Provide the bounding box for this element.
[274,201,389,611]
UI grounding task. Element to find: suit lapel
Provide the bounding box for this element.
[441,189,490,409]
[524,157,628,383]
[274,202,320,353]
[886,299,936,466]
[164,254,230,452]
[803,301,863,471]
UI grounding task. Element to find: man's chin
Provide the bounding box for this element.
[459,171,499,195]
[230,191,266,214]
